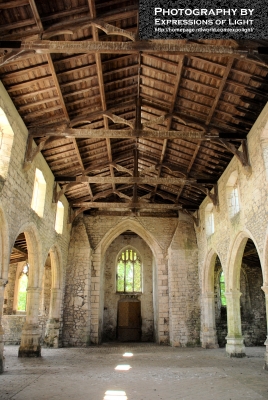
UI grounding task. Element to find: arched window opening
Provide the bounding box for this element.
[116,249,142,293]
[226,171,240,218]
[0,107,14,180]
[219,271,226,306]
[31,168,46,217]
[55,201,64,234]
[205,203,215,237]
[17,263,29,312]
[228,186,240,217]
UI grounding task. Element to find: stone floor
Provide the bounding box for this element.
[0,344,268,400]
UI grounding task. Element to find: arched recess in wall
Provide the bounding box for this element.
[0,107,14,181]
[94,218,163,344]
[227,232,266,347]
[41,245,63,348]
[102,239,153,343]
[202,249,226,348]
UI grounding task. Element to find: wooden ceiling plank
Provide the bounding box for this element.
[18,95,60,111]
[0,0,29,8]
[6,75,53,92]
[141,64,176,78]
[23,105,64,119]
[0,19,36,33]
[40,6,89,22]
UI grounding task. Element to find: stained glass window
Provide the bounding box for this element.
[116,249,142,293]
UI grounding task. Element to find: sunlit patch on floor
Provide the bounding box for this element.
[103,390,128,399]
[123,352,133,357]
[115,364,132,371]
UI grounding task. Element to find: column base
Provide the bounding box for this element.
[18,323,41,357]
[264,337,268,371]
[44,318,60,348]
[0,325,5,373]
[0,356,4,373]
[226,336,246,357]
[202,328,219,349]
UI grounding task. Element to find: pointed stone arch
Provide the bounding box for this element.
[44,244,64,348]
[226,230,262,292]
[0,203,9,280]
[202,248,223,295]
[92,218,164,345]
[12,222,43,289]
[201,248,222,348]
[225,230,262,357]
[11,222,43,357]
[96,218,163,258]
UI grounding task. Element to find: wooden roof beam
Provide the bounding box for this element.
[28,127,247,140]
[88,0,116,194]
[1,40,264,56]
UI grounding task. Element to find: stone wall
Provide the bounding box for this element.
[2,316,26,345]
[62,218,91,347]
[241,264,266,346]
[3,263,17,315]
[39,265,52,343]
[63,212,199,346]
[168,219,200,347]
[197,102,268,350]
[0,82,70,356]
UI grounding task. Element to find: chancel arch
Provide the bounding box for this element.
[93,218,164,345]
[102,238,153,343]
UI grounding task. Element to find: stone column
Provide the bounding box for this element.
[44,288,62,348]
[201,292,219,349]
[18,287,42,357]
[225,290,245,357]
[261,286,268,370]
[0,279,7,372]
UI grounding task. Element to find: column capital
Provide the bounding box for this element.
[50,288,62,294]
[202,291,215,299]
[261,286,268,295]
[0,279,8,288]
[225,290,242,299]
[26,287,42,294]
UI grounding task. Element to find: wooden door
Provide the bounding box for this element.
[117,299,141,341]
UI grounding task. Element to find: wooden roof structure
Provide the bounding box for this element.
[1,0,268,222]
